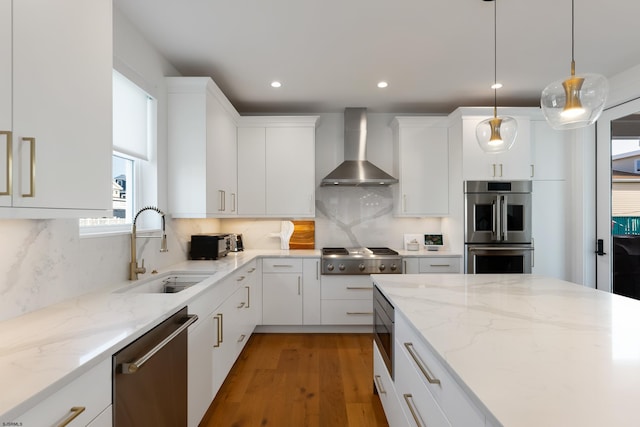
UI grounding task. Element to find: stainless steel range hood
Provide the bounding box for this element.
[320,108,398,186]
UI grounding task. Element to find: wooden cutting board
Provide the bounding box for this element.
[289,220,315,249]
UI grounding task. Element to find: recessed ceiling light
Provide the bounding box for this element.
[491,82,503,89]
[377,81,388,88]
[271,81,282,88]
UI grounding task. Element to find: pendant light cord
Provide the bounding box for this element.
[493,0,498,118]
[571,0,575,76]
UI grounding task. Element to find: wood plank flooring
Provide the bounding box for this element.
[199,333,389,427]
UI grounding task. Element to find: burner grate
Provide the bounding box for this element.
[322,247,349,255]
[367,247,399,256]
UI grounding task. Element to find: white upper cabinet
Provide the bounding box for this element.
[392,117,449,216]
[457,108,532,181]
[167,77,240,218]
[530,119,570,180]
[0,0,112,216]
[237,117,318,218]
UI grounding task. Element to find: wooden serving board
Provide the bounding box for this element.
[289,220,315,249]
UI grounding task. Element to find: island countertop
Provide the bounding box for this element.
[372,273,640,427]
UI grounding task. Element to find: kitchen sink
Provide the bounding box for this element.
[114,271,215,294]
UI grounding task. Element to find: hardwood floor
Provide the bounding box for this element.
[200,333,389,427]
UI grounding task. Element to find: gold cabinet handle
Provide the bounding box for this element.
[346,312,374,315]
[231,192,236,212]
[236,275,246,282]
[237,334,246,343]
[346,286,373,290]
[403,394,426,427]
[429,264,451,268]
[213,313,223,347]
[237,301,245,309]
[404,342,440,385]
[0,131,11,196]
[297,276,301,295]
[245,285,250,308]
[21,137,35,197]
[58,406,86,427]
[218,190,225,211]
[247,267,256,273]
[373,375,386,394]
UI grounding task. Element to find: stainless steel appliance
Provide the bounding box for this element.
[373,285,394,378]
[189,233,230,260]
[321,247,403,275]
[229,233,244,252]
[113,307,198,426]
[465,181,534,274]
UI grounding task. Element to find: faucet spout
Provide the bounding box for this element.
[130,206,168,280]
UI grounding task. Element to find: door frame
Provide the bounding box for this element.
[595,97,640,292]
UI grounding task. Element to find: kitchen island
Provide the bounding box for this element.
[373,273,640,427]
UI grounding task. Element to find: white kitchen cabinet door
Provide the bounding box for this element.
[403,258,419,274]
[237,127,266,215]
[532,180,570,280]
[393,118,449,216]
[374,342,408,427]
[262,272,303,325]
[531,119,570,180]
[3,0,112,214]
[211,288,242,396]
[462,116,532,181]
[12,358,111,426]
[188,313,214,427]
[303,258,321,324]
[167,77,239,218]
[265,127,316,217]
[0,0,10,208]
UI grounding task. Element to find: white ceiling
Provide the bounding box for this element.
[114,0,640,114]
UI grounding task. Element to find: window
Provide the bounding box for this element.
[80,71,157,234]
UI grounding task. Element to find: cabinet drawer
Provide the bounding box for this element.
[395,339,451,427]
[321,300,373,325]
[373,341,407,426]
[396,313,484,427]
[13,357,111,426]
[263,258,303,273]
[418,257,460,273]
[321,275,373,300]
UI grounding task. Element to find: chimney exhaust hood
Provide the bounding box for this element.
[320,108,398,186]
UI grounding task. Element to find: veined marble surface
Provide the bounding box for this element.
[0,249,318,421]
[373,274,640,427]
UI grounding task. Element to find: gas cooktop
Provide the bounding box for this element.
[321,247,401,274]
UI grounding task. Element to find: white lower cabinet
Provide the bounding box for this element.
[188,260,261,426]
[373,341,407,427]
[12,357,111,426]
[395,338,451,427]
[320,275,373,325]
[394,311,485,427]
[402,257,461,274]
[86,405,113,427]
[262,258,320,325]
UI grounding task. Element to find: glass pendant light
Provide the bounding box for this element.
[476,0,517,153]
[540,0,608,130]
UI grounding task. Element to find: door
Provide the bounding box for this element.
[596,97,640,294]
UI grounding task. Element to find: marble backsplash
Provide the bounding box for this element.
[0,187,445,322]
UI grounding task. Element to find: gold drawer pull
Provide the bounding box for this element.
[346,286,373,290]
[404,342,441,385]
[213,313,223,347]
[21,137,35,197]
[346,312,373,315]
[237,334,246,343]
[0,131,11,196]
[403,394,426,427]
[237,301,245,309]
[236,275,246,282]
[429,264,451,267]
[58,406,85,427]
[245,286,250,308]
[374,375,386,394]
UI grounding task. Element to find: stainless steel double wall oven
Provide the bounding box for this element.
[465,180,534,274]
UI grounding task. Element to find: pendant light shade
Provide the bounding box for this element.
[540,0,608,130]
[476,109,517,153]
[476,0,517,154]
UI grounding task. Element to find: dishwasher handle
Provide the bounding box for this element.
[121,314,198,374]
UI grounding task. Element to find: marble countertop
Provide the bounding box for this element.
[0,249,318,421]
[372,274,640,427]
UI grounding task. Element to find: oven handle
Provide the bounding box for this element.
[492,197,499,241]
[467,246,534,252]
[502,195,508,241]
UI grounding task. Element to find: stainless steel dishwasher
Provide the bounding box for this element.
[113,307,198,426]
